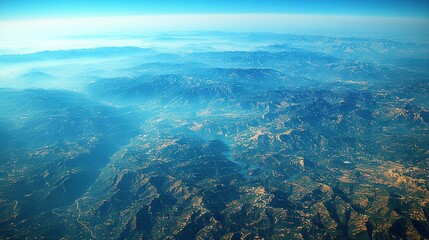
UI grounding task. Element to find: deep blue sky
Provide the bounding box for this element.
[1,0,429,20]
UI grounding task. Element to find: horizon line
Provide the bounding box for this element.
[2,13,429,22]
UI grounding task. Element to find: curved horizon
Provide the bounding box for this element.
[1,13,429,54]
[1,1,429,54]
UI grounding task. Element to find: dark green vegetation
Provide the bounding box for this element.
[0,33,429,239]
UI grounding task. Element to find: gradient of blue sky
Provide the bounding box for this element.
[1,0,429,19]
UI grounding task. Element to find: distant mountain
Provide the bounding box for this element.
[187,50,339,69]
[259,36,429,61]
[187,68,296,87]
[0,47,157,63]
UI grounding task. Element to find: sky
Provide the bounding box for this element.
[1,0,429,19]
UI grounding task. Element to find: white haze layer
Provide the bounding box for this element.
[1,14,428,54]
